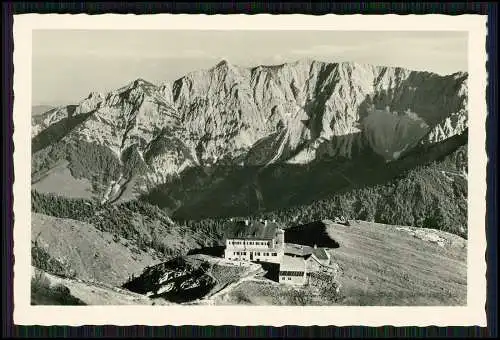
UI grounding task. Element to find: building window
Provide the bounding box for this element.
[272,253,277,256]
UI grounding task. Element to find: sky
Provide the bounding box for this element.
[32,30,467,106]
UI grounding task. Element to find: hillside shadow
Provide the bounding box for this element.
[32,106,91,153]
[143,129,467,221]
[149,133,379,219]
[285,220,340,248]
[187,246,225,257]
[259,262,280,282]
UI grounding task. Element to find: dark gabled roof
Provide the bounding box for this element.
[224,220,279,240]
[312,248,330,260]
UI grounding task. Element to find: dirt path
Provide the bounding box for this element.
[194,262,266,305]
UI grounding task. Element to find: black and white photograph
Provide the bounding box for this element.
[13,14,487,326]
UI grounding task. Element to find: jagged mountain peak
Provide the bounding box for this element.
[86,91,104,100]
[132,77,152,86]
[451,71,468,79]
[210,59,244,76]
[215,59,231,67]
[112,78,158,96]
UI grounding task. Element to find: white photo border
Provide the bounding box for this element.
[13,13,488,326]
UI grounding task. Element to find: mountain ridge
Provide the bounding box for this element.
[32,58,468,214]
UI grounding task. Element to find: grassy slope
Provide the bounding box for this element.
[31,191,219,258]
[324,220,466,306]
[31,268,86,305]
[32,267,170,305]
[214,279,329,306]
[32,212,163,286]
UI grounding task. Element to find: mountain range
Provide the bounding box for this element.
[31,59,468,224]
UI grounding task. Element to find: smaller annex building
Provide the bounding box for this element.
[278,254,308,285]
[279,244,333,285]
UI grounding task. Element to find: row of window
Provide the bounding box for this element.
[258,252,278,257]
[233,252,278,256]
[279,271,305,276]
[229,240,269,246]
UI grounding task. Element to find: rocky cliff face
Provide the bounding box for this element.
[169,60,467,166]
[32,59,468,207]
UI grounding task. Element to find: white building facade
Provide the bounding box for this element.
[224,220,285,264]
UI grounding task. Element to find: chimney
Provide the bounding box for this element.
[264,219,268,226]
[245,219,249,226]
[314,244,317,249]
